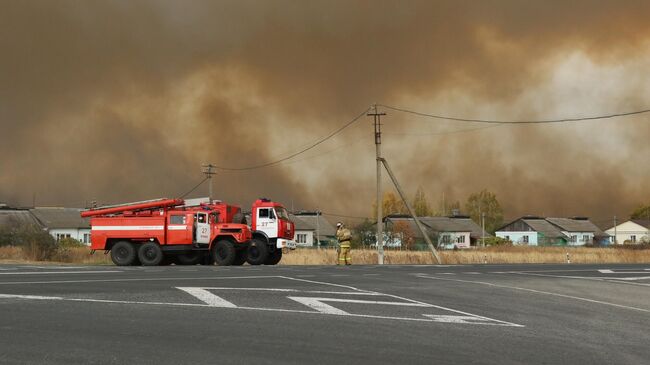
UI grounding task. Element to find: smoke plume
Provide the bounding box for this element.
[2,0,650,225]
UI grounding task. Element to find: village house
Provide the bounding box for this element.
[605,219,650,244]
[496,216,608,246]
[290,211,337,247]
[0,206,91,244]
[384,214,488,249]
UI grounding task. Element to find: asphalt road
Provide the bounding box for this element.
[0,262,648,364]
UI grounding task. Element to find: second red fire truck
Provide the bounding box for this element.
[81,198,295,266]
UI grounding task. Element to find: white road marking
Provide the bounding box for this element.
[417,274,650,313]
[0,275,285,286]
[0,294,63,300]
[0,275,522,327]
[22,266,90,270]
[510,272,650,287]
[287,297,350,315]
[176,287,237,307]
[0,271,121,275]
[598,269,650,275]
[423,315,503,324]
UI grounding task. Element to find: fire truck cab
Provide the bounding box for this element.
[248,198,296,265]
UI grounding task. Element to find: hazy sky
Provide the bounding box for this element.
[2,0,650,225]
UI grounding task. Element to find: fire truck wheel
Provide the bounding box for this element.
[264,249,282,265]
[138,242,163,266]
[232,250,246,266]
[246,238,269,266]
[213,240,236,265]
[176,252,202,265]
[110,241,137,266]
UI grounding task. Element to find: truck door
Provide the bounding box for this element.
[194,212,210,244]
[256,207,277,238]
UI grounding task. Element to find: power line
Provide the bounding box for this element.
[321,212,371,220]
[178,176,209,199]
[380,104,650,124]
[384,124,500,136]
[213,108,370,171]
[217,135,375,174]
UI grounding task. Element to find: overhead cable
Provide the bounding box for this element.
[178,177,209,199]
[213,108,370,171]
[379,104,650,124]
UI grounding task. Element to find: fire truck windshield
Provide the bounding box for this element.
[274,207,289,220]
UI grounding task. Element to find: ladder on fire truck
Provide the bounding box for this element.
[81,198,184,217]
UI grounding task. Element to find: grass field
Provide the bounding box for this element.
[1,245,649,265]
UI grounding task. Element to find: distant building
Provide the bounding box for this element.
[605,220,650,244]
[496,216,608,246]
[384,214,488,249]
[0,206,41,230]
[29,207,91,245]
[290,212,337,247]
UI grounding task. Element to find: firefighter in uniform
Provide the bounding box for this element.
[336,222,352,265]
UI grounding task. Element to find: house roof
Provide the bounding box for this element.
[0,209,41,229]
[385,215,488,239]
[522,218,566,239]
[29,207,90,229]
[499,216,609,239]
[546,217,608,237]
[291,213,337,238]
[630,219,650,229]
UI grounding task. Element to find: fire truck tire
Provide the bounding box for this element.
[264,249,282,265]
[138,242,164,266]
[200,252,215,265]
[159,255,172,266]
[110,241,137,266]
[176,252,202,265]
[246,238,269,265]
[232,250,247,266]
[212,240,236,266]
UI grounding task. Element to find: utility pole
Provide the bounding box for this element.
[379,157,441,264]
[614,215,617,245]
[482,211,486,247]
[368,105,386,265]
[316,208,320,250]
[201,163,217,202]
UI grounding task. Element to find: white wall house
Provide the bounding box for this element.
[49,228,92,244]
[384,215,487,249]
[294,230,316,247]
[291,212,337,247]
[30,208,92,245]
[495,231,539,246]
[560,231,594,246]
[605,220,650,244]
[438,232,471,249]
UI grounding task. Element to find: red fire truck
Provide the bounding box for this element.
[81,197,295,266]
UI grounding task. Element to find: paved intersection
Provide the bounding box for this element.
[0,263,648,364]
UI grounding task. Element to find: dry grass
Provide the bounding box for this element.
[0,246,112,265]
[2,245,649,266]
[280,246,650,265]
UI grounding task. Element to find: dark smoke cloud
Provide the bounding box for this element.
[2,0,650,223]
